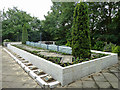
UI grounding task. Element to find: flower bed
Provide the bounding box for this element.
[12,44,108,67]
[7,43,118,86]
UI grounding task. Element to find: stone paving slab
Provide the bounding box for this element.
[81,76,93,81]
[67,80,83,88]
[96,81,111,88]
[93,73,107,82]
[61,56,73,63]
[82,81,98,88]
[102,73,118,82]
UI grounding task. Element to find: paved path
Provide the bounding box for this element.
[61,57,120,89]
[2,46,41,88]
[1,45,120,89]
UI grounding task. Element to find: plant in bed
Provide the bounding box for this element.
[72,2,91,59]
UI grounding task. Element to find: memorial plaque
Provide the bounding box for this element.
[44,75,53,82]
[24,63,33,66]
[22,60,29,63]
[29,66,38,70]
[34,69,44,75]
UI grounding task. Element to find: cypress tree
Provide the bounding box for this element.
[22,24,28,44]
[72,2,91,58]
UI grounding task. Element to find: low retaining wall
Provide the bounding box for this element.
[26,41,72,54]
[3,42,22,47]
[7,44,63,84]
[7,44,118,86]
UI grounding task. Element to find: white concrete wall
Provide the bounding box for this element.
[7,44,64,83]
[62,51,118,85]
[7,44,118,86]
[3,42,22,46]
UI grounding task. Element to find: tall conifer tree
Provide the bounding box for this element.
[72,2,91,58]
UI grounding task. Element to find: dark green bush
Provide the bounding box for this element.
[92,41,105,51]
[72,2,91,58]
[55,39,66,46]
[22,24,28,44]
[103,42,116,52]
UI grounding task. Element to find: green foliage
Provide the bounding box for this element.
[65,40,72,47]
[2,2,120,46]
[89,2,120,45]
[42,2,75,45]
[22,24,28,44]
[2,7,42,42]
[2,7,32,42]
[72,2,91,58]
[112,46,120,56]
[103,42,116,52]
[31,51,39,54]
[3,39,11,42]
[92,41,105,51]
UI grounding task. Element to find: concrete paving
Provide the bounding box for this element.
[2,46,41,88]
[1,45,120,89]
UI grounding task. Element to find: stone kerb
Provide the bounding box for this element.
[7,44,118,86]
[48,45,58,51]
[59,46,72,54]
[26,41,72,54]
[41,44,47,49]
[26,41,30,45]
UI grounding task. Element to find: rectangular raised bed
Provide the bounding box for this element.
[7,44,118,86]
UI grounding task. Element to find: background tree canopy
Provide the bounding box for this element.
[2,7,42,42]
[1,2,120,46]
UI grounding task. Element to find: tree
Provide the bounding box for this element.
[2,7,32,41]
[72,2,91,58]
[42,2,75,45]
[2,7,43,42]
[88,2,120,45]
[22,24,28,44]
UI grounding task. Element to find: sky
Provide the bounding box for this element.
[0,0,53,20]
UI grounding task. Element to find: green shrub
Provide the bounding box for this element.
[65,40,72,47]
[112,46,120,56]
[3,39,10,42]
[22,24,28,44]
[92,41,105,51]
[103,42,116,52]
[31,51,39,54]
[72,2,91,58]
